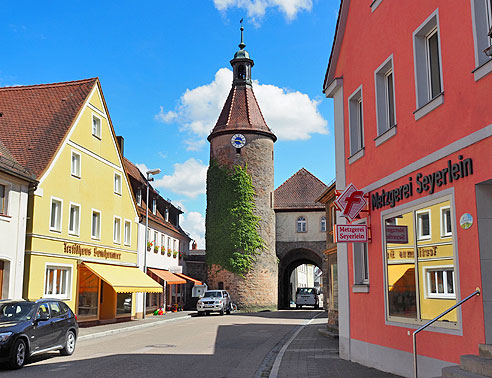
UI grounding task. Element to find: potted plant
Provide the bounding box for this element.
[167,248,172,257]
[147,241,153,252]
[154,245,159,253]
[160,246,165,255]
[173,251,178,258]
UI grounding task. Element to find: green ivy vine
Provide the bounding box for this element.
[205,159,264,276]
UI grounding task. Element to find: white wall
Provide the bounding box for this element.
[0,172,29,299]
[276,210,326,242]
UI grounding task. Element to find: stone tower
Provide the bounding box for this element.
[206,24,278,311]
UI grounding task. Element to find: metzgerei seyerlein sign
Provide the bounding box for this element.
[334,183,367,222]
[335,224,368,243]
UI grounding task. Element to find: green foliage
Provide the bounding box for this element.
[206,159,264,276]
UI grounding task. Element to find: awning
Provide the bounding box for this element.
[83,263,162,293]
[175,273,202,285]
[148,268,186,285]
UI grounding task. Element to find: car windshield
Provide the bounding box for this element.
[297,288,316,295]
[203,291,222,298]
[0,302,34,322]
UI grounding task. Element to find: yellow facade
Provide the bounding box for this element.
[24,83,141,322]
[386,199,457,322]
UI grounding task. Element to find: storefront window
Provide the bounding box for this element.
[45,266,71,299]
[78,267,99,319]
[384,198,457,323]
[116,293,132,315]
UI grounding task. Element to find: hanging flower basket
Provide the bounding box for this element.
[160,246,165,255]
[167,248,172,257]
[173,251,178,258]
[147,241,153,252]
[154,245,159,253]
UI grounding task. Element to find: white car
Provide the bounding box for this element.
[295,287,319,309]
[197,290,232,316]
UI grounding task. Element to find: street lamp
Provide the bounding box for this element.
[143,168,161,319]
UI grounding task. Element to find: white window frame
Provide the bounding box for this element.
[49,197,63,233]
[113,216,121,244]
[43,263,72,300]
[0,182,9,216]
[425,27,442,100]
[347,86,365,163]
[416,209,432,241]
[424,265,456,299]
[68,202,81,236]
[152,199,157,215]
[440,206,452,238]
[92,113,101,139]
[297,216,307,233]
[124,219,131,246]
[136,189,142,206]
[353,242,369,286]
[374,55,397,145]
[471,0,492,80]
[320,216,326,232]
[114,172,122,195]
[71,150,81,178]
[91,209,101,240]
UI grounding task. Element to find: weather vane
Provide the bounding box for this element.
[239,18,245,50]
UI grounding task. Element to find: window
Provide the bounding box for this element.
[471,0,492,80]
[154,231,158,252]
[152,199,157,215]
[167,237,171,252]
[416,210,431,240]
[348,86,364,157]
[413,10,443,117]
[92,114,101,138]
[375,56,396,140]
[44,266,71,299]
[354,243,369,285]
[136,189,142,206]
[71,151,81,178]
[116,293,131,315]
[68,203,80,236]
[114,173,122,195]
[49,302,62,317]
[425,267,455,299]
[113,217,121,244]
[0,184,6,215]
[384,198,457,323]
[440,206,452,237]
[50,198,62,232]
[320,216,326,232]
[124,220,131,246]
[161,235,165,254]
[91,210,101,239]
[297,216,307,233]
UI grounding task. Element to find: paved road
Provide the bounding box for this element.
[0,310,400,378]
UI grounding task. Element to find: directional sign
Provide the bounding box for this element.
[334,183,367,222]
[335,224,368,243]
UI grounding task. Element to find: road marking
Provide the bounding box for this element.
[269,312,323,378]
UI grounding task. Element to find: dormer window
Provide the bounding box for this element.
[152,199,157,215]
[136,189,142,206]
[238,65,246,80]
[165,208,169,222]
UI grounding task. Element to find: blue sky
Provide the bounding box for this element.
[1,0,339,247]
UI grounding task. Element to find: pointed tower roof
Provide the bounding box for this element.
[274,168,328,210]
[208,23,276,142]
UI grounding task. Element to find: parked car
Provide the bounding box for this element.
[196,290,232,316]
[0,299,78,369]
[295,287,319,309]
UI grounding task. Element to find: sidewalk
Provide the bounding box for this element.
[78,310,194,341]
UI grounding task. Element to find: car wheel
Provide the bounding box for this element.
[60,330,76,356]
[205,311,210,316]
[9,338,27,369]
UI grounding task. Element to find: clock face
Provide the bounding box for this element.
[231,134,246,149]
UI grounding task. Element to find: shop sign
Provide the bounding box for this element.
[334,183,367,222]
[460,213,473,229]
[63,242,122,260]
[385,225,408,244]
[371,156,473,211]
[169,266,183,274]
[335,225,368,243]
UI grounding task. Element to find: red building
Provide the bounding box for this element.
[324,1,492,377]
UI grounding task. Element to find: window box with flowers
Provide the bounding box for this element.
[160,246,165,255]
[154,245,159,253]
[147,241,153,252]
[173,251,178,259]
[167,248,172,257]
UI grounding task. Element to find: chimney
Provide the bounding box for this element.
[116,136,124,156]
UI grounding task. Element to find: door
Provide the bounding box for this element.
[48,301,66,346]
[31,303,54,352]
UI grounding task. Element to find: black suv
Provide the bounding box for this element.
[0,299,78,369]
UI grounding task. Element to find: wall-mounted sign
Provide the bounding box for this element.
[460,213,473,229]
[385,225,408,244]
[63,243,122,260]
[334,183,367,222]
[335,224,368,243]
[371,156,473,211]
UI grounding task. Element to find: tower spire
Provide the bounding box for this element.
[239,18,246,50]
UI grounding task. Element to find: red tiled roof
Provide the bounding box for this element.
[274,168,328,210]
[0,78,97,178]
[0,140,36,182]
[208,85,276,141]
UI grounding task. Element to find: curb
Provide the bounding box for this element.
[78,314,193,341]
[318,327,339,339]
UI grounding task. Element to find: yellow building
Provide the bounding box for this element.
[0,78,161,324]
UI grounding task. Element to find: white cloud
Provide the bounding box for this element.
[154,107,177,123]
[153,158,207,198]
[213,0,312,20]
[180,211,205,249]
[155,68,327,142]
[135,163,149,177]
